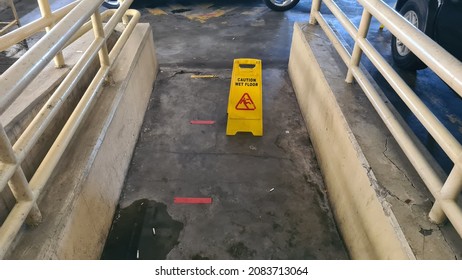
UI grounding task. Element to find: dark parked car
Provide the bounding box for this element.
[263,0,300,11]
[102,0,300,11]
[391,0,462,70]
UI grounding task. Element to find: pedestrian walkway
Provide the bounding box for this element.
[101,68,349,259]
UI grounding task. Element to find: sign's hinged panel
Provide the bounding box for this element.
[226,58,263,136]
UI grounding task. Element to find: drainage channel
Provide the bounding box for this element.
[101,68,349,260]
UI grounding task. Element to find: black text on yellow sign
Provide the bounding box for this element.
[234,77,259,87]
[226,59,263,136]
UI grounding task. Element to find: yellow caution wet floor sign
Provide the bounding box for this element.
[226,58,263,136]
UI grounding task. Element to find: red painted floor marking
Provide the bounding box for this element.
[174,197,212,204]
[190,120,216,125]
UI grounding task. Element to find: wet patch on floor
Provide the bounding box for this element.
[101,199,183,260]
[115,69,349,259]
[227,242,256,259]
[191,253,210,260]
[171,8,192,13]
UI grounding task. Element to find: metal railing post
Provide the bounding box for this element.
[120,0,129,25]
[0,126,42,226]
[429,167,462,224]
[91,11,110,67]
[0,0,139,258]
[309,0,322,25]
[0,0,19,35]
[37,0,66,68]
[346,9,371,83]
[307,0,462,237]
[8,0,19,25]
[8,169,43,226]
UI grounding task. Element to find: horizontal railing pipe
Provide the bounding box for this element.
[0,0,137,259]
[12,2,135,162]
[0,163,17,193]
[313,12,351,65]
[356,37,462,165]
[0,200,36,258]
[29,9,139,198]
[0,1,78,52]
[349,64,446,191]
[322,0,358,39]
[64,10,113,49]
[357,0,462,98]
[310,0,462,239]
[13,37,106,162]
[0,0,104,114]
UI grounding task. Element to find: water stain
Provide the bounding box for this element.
[227,242,256,259]
[419,228,433,237]
[191,253,210,260]
[171,8,192,13]
[147,8,168,16]
[101,199,183,260]
[272,222,283,232]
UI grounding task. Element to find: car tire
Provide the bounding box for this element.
[102,0,170,9]
[264,0,300,11]
[102,0,120,9]
[391,0,428,70]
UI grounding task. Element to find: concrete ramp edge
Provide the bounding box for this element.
[288,22,415,259]
[7,23,158,259]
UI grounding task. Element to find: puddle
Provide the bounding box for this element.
[101,199,183,260]
[171,8,192,13]
[227,241,256,259]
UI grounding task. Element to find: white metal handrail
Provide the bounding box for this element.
[0,1,78,52]
[0,0,139,258]
[0,0,20,36]
[309,0,462,237]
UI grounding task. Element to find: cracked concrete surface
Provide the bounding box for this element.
[383,137,418,192]
[109,68,348,259]
[100,0,462,259]
[3,0,461,260]
[300,22,461,259]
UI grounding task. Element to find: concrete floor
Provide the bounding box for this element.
[3,0,461,174]
[3,0,460,259]
[6,0,458,175]
[102,0,348,259]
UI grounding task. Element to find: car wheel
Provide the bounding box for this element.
[102,0,170,9]
[264,0,300,11]
[102,0,120,9]
[391,0,428,70]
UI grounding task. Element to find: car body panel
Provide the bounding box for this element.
[434,0,462,61]
[394,0,462,61]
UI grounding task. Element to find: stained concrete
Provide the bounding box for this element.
[289,22,460,259]
[6,23,157,259]
[4,0,460,259]
[138,0,311,68]
[105,67,348,259]
[321,0,462,174]
[100,0,348,260]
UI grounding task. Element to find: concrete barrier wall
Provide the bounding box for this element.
[0,33,117,225]
[288,22,415,259]
[288,22,459,259]
[6,23,157,259]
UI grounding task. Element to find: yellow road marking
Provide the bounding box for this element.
[191,74,217,79]
[185,8,235,23]
[147,8,168,16]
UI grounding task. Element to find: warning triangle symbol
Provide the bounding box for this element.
[235,93,256,110]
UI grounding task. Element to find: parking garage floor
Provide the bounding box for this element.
[101,67,348,260]
[100,0,349,259]
[5,0,461,260]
